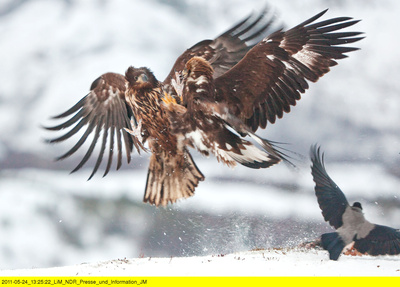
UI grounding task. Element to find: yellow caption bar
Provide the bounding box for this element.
[0,277,399,287]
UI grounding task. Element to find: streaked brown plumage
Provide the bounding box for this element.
[166,57,284,169]
[45,8,363,206]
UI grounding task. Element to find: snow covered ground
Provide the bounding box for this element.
[0,0,400,273]
[0,162,399,272]
[1,249,399,276]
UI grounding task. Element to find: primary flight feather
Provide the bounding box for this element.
[45,8,363,206]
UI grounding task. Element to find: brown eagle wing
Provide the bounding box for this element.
[214,9,364,132]
[44,72,143,179]
[163,6,278,86]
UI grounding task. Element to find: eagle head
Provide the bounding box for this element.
[125,66,158,90]
[183,56,214,82]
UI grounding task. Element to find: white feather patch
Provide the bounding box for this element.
[292,46,319,69]
[232,143,274,164]
[186,129,209,153]
[263,38,273,43]
[195,75,209,85]
[215,146,235,165]
[266,54,275,61]
[187,128,276,168]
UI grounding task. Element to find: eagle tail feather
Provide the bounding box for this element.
[144,149,204,207]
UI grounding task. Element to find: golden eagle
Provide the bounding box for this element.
[45,9,363,206]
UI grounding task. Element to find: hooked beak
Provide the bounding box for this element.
[138,74,148,83]
[182,68,188,78]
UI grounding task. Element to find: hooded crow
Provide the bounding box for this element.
[310,145,400,260]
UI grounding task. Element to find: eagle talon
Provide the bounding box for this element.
[46,9,363,207]
[171,70,184,101]
[124,119,143,143]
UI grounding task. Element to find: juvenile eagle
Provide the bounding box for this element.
[45,9,363,206]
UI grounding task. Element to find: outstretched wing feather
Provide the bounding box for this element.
[163,6,278,87]
[214,10,363,131]
[310,145,349,229]
[44,72,142,179]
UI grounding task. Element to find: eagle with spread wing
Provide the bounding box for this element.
[45,9,363,206]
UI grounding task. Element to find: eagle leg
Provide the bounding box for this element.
[124,118,144,143]
[171,70,184,101]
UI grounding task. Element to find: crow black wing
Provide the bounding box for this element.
[354,225,400,256]
[310,144,350,229]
